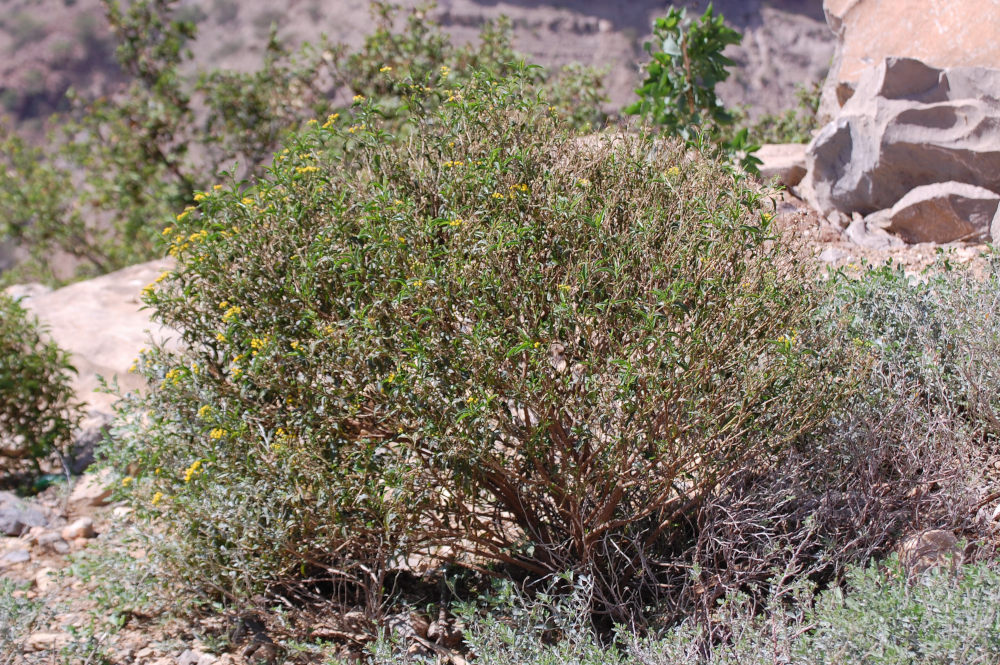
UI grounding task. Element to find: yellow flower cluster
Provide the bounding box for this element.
[209,428,226,440]
[379,65,392,73]
[187,230,208,243]
[151,491,164,506]
[509,183,529,194]
[666,166,681,178]
[165,368,182,385]
[440,65,451,77]
[193,192,207,202]
[197,405,212,419]
[295,165,320,174]
[442,160,464,168]
[322,113,339,129]
[221,305,242,322]
[353,94,365,102]
[215,332,226,343]
[576,178,591,188]
[122,476,133,487]
[347,125,362,134]
[449,218,463,227]
[250,336,268,351]
[183,460,202,483]
[491,192,505,200]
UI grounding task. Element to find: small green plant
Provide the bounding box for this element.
[626,5,759,175]
[0,579,45,665]
[625,5,739,135]
[0,294,81,475]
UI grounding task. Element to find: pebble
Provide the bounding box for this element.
[34,567,56,592]
[68,470,112,509]
[61,517,96,540]
[24,631,70,652]
[1,548,30,564]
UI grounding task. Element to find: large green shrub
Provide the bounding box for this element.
[0,294,81,474]
[0,0,606,284]
[110,64,849,619]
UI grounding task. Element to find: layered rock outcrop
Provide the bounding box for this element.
[819,0,1000,121]
[802,57,1000,243]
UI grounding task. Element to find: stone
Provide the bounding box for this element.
[757,143,808,187]
[886,182,999,244]
[1,548,30,564]
[804,57,1000,219]
[36,531,70,555]
[24,631,71,652]
[177,649,217,665]
[819,0,1000,121]
[7,259,177,413]
[68,470,112,509]
[0,492,47,536]
[61,517,96,540]
[843,216,904,250]
[898,529,962,579]
[34,567,56,592]
[818,247,847,263]
[67,413,112,475]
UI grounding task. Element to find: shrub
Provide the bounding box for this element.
[109,64,850,622]
[625,6,758,174]
[0,294,81,475]
[0,0,606,284]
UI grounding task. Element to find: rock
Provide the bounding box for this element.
[805,57,1000,219]
[0,492,48,536]
[34,567,56,592]
[9,259,177,413]
[68,470,112,510]
[177,649,217,665]
[819,0,1000,121]
[1,548,31,565]
[818,247,847,263]
[24,631,71,652]
[757,143,807,187]
[898,529,962,579]
[61,517,96,540]
[886,182,999,244]
[67,413,112,475]
[36,531,70,555]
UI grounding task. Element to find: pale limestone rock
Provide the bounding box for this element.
[820,0,1000,120]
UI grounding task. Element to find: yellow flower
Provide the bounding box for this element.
[533,341,540,349]
[250,337,267,350]
[215,332,226,343]
[379,65,392,72]
[155,271,169,283]
[347,125,362,134]
[442,160,464,168]
[213,184,224,191]
[191,362,200,375]
[209,428,226,440]
[393,199,403,206]
[197,405,211,419]
[163,225,174,235]
[449,218,463,227]
[183,460,202,483]
[290,340,300,350]
[666,166,681,178]
[306,118,318,126]
[398,236,406,244]
[222,305,242,322]
[242,197,254,205]
[509,183,529,193]
[193,192,207,201]
[558,283,571,292]
[353,94,365,102]
[295,165,320,174]
[491,192,505,200]
[231,366,243,378]
[151,491,164,506]
[440,65,450,77]
[322,113,340,129]
[128,362,137,373]
[576,178,590,188]
[122,476,133,487]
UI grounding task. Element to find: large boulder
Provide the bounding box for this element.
[4,259,176,414]
[819,0,1000,121]
[885,182,1000,244]
[802,57,1000,219]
